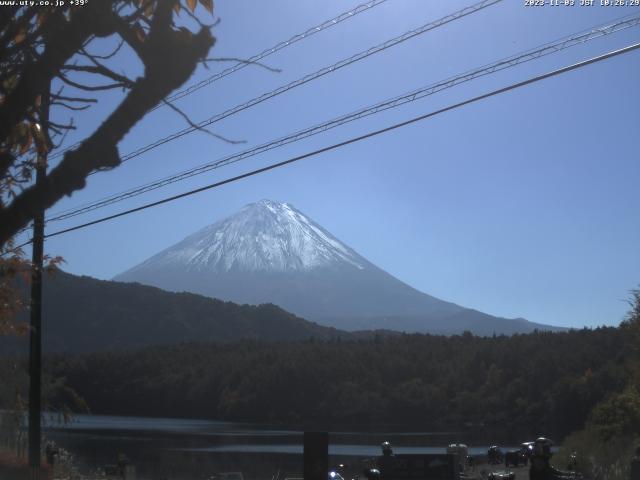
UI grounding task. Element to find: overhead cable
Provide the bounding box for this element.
[49,0,391,160]
[160,0,393,107]
[46,12,640,223]
[39,41,640,241]
[102,0,503,166]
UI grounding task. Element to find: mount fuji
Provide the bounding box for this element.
[115,200,561,335]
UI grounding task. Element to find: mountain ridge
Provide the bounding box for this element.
[119,200,367,275]
[0,270,349,353]
[115,199,564,335]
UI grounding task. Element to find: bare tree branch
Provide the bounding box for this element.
[79,39,125,60]
[161,98,246,145]
[0,2,116,142]
[51,126,72,151]
[0,1,215,247]
[50,102,92,112]
[61,64,135,87]
[51,95,98,104]
[58,70,129,92]
[46,120,76,131]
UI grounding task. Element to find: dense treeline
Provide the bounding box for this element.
[554,293,640,480]
[46,326,632,438]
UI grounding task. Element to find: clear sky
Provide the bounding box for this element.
[21,0,640,329]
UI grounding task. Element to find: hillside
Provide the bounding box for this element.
[0,270,346,353]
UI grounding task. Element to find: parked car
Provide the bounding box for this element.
[505,443,533,467]
[487,446,504,465]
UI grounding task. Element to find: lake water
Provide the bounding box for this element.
[44,414,524,480]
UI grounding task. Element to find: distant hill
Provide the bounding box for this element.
[321,311,558,336]
[1,271,346,353]
[115,199,564,335]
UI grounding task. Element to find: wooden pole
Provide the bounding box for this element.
[303,431,328,480]
[28,82,50,475]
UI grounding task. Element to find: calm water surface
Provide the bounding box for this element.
[44,414,523,480]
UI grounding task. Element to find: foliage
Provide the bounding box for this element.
[0,3,217,452]
[555,289,640,480]
[38,325,633,436]
[0,356,28,416]
[0,354,87,451]
[589,388,640,441]
[0,254,29,336]
[0,0,217,334]
[621,288,640,328]
[556,427,637,480]
[0,0,216,245]
[0,253,63,336]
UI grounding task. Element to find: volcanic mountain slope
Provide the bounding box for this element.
[115,199,563,335]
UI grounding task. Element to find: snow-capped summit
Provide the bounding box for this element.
[121,200,365,275]
[115,200,558,335]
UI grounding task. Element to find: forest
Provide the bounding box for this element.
[38,325,635,439]
[1,293,638,479]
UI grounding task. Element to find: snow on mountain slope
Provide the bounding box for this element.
[122,200,365,275]
[115,200,562,335]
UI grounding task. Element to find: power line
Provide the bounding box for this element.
[0,224,33,258]
[106,0,503,166]
[47,0,504,219]
[46,12,640,223]
[48,0,391,161]
[160,0,392,107]
[0,239,32,258]
[40,41,640,241]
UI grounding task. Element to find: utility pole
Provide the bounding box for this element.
[29,82,50,475]
[303,432,328,480]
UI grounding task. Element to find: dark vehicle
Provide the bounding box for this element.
[365,453,459,480]
[505,443,533,467]
[504,449,525,467]
[487,446,504,465]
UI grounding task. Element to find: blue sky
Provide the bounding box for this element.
[22,0,640,328]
